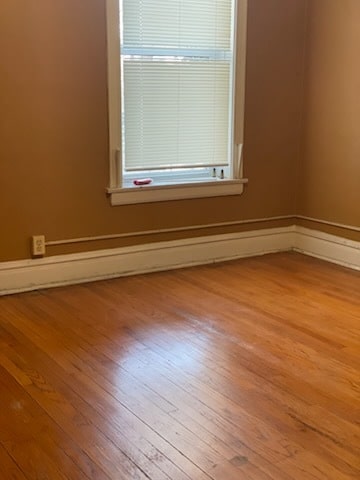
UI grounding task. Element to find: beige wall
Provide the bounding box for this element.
[0,0,307,261]
[297,0,360,240]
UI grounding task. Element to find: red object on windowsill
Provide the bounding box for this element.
[133,178,153,186]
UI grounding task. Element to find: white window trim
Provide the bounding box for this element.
[105,0,248,206]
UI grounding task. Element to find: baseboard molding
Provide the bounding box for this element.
[294,226,360,271]
[0,225,358,296]
[0,227,294,295]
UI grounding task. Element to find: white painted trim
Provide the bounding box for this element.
[1,225,359,296]
[0,227,294,296]
[234,0,248,147]
[44,215,360,247]
[106,0,249,202]
[45,214,294,247]
[294,226,360,271]
[107,179,248,205]
[296,215,360,233]
[106,0,122,189]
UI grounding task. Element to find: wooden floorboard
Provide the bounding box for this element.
[0,252,359,479]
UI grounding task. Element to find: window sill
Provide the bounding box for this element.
[107,178,248,205]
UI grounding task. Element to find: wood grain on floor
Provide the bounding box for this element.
[0,252,359,479]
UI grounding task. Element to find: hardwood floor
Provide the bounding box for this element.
[0,252,359,479]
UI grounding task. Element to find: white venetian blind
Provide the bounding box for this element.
[121,0,235,172]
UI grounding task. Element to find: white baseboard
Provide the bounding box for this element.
[0,227,294,295]
[0,225,358,296]
[294,226,360,271]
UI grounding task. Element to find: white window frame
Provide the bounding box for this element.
[106,0,248,206]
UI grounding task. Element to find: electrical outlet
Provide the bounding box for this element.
[32,235,46,256]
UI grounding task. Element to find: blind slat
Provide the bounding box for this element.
[123,0,232,49]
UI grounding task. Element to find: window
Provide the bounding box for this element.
[106,0,248,205]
